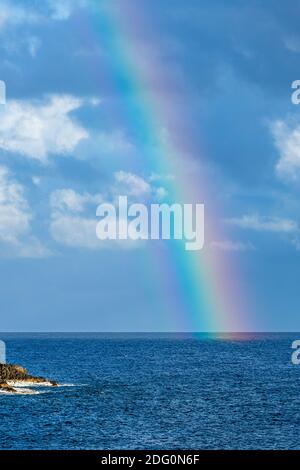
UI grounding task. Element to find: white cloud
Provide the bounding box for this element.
[155,186,168,200]
[50,188,102,214]
[291,237,300,250]
[226,214,298,233]
[49,185,147,250]
[51,212,141,250]
[48,0,87,20]
[75,127,133,160]
[114,171,152,197]
[0,1,86,30]
[0,4,43,57]
[95,130,133,154]
[14,237,52,258]
[0,2,41,31]
[271,119,300,180]
[0,7,9,29]
[50,187,103,249]
[49,171,169,250]
[51,214,100,249]
[113,171,167,200]
[0,166,31,244]
[210,240,255,252]
[0,95,89,162]
[0,165,49,257]
[48,0,73,20]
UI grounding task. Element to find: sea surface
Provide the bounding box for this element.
[0,332,299,450]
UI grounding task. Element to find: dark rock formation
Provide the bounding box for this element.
[0,363,58,393]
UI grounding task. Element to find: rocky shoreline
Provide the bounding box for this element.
[0,364,58,394]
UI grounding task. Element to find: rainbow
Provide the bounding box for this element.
[75,1,253,333]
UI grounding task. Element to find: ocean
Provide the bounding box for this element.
[0,333,299,450]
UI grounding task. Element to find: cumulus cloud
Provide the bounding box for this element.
[51,214,99,249]
[0,3,44,58]
[114,171,167,200]
[114,171,151,197]
[0,95,89,162]
[0,165,49,257]
[50,189,144,251]
[50,188,102,214]
[49,175,165,249]
[271,119,300,180]
[95,130,133,154]
[50,187,103,249]
[49,171,169,250]
[155,186,168,200]
[0,2,41,31]
[48,0,87,20]
[0,166,31,244]
[51,210,142,250]
[14,237,52,258]
[0,1,86,30]
[226,214,298,233]
[48,0,73,20]
[76,128,133,161]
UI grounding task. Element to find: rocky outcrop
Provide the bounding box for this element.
[0,382,15,393]
[0,363,58,394]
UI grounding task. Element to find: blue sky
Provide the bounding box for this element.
[0,0,300,331]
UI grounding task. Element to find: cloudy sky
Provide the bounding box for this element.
[0,0,300,331]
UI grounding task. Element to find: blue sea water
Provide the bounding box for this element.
[0,333,299,450]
